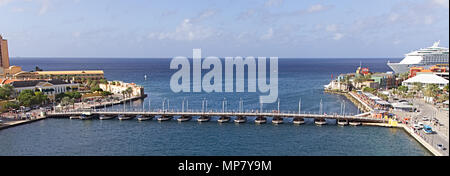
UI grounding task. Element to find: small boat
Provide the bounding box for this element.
[217,116,231,123]
[272,117,283,124]
[254,116,267,124]
[118,114,133,120]
[337,119,349,126]
[314,118,327,125]
[99,115,114,120]
[349,121,362,126]
[137,115,153,121]
[69,116,79,119]
[197,116,210,122]
[293,117,304,125]
[234,116,247,123]
[157,115,173,121]
[177,115,192,122]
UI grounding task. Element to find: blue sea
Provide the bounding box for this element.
[0,58,431,156]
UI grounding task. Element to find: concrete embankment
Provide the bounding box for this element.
[362,122,442,156]
[0,117,46,131]
[324,90,372,113]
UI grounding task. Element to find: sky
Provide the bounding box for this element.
[0,0,449,58]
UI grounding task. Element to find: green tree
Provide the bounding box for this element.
[424,84,439,98]
[0,84,15,100]
[3,101,20,110]
[17,90,36,107]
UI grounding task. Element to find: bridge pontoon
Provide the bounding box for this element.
[118,114,133,120]
[337,119,349,126]
[349,121,362,126]
[157,115,173,121]
[177,115,192,122]
[197,116,210,122]
[217,116,230,123]
[272,117,283,124]
[99,115,114,120]
[234,116,247,123]
[293,117,304,125]
[137,115,153,121]
[315,118,327,125]
[255,116,267,124]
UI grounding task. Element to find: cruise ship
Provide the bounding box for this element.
[387,41,449,73]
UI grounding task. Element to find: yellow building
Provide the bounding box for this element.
[35,70,104,81]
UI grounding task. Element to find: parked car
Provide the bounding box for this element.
[437,144,445,150]
[422,117,429,121]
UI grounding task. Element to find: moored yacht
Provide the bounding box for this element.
[234,116,247,123]
[292,117,305,125]
[69,115,79,119]
[79,114,96,120]
[197,116,210,122]
[177,115,192,122]
[254,116,267,124]
[157,115,173,121]
[217,116,231,123]
[337,119,349,126]
[272,117,283,124]
[314,118,327,125]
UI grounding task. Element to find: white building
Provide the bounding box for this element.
[8,79,79,99]
[99,81,144,97]
[402,74,449,89]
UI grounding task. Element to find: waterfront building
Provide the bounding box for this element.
[99,81,144,97]
[402,74,449,89]
[371,72,396,90]
[5,79,79,100]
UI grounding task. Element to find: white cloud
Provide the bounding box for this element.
[38,0,50,15]
[431,0,449,7]
[147,19,215,41]
[307,4,325,13]
[260,28,274,40]
[72,31,81,38]
[265,0,283,7]
[0,0,13,6]
[326,24,337,32]
[11,7,24,12]
[333,33,343,40]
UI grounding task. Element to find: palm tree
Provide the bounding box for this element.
[424,84,439,98]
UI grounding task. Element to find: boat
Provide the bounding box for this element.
[99,115,114,120]
[314,118,327,125]
[349,121,362,126]
[217,116,231,123]
[69,116,79,119]
[234,116,247,123]
[137,115,153,121]
[254,116,267,124]
[197,116,210,122]
[177,115,192,122]
[387,41,449,73]
[272,117,283,124]
[292,117,305,125]
[337,119,349,126]
[157,115,173,121]
[118,114,133,120]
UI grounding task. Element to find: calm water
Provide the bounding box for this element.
[0,58,431,156]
